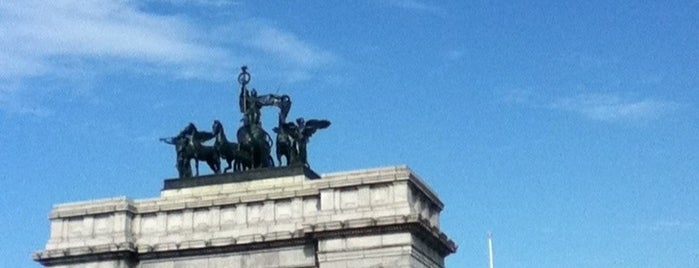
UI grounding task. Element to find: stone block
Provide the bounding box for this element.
[294,187,319,197]
[138,204,160,214]
[381,233,412,247]
[329,177,363,188]
[394,181,409,202]
[319,237,346,252]
[319,260,347,268]
[208,254,242,268]
[370,183,393,206]
[67,217,85,238]
[267,190,295,200]
[93,214,112,234]
[186,200,213,209]
[212,196,240,206]
[192,208,209,230]
[173,257,207,268]
[219,205,237,228]
[339,187,358,209]
[166,212,183,232]
[240,193,267,203]
[246,202,263,223]
[242,249,280,267]
[345,235,381,249]
[278,247,314,267]
[210,236,236,247]
[321,250,364,262]
[262,200,275,222]
[319,189,334,211]
[362,174,397,184]
[49,219,64,240]
[140,260,175,268]
[303,196,319,216]
[274,199,292,221]
[160,202,186,212]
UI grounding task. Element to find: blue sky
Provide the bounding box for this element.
[1,0,698,267]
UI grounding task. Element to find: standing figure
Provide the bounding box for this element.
[238,66,261,126]
[273,120,297,166]
[236,66,273,169]
[284,118,331,167]
[160,123,197,178]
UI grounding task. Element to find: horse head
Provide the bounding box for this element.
[212,120,223,135]
[185,122,197,133]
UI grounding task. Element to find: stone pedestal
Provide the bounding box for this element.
[33,166,456,267]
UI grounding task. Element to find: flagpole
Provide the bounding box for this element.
[488,232,494,268]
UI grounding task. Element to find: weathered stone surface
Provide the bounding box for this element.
[34,166,456,268]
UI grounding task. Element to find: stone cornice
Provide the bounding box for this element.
[34,214,456,265]
[33,242,137,266]
[49,197,137,219]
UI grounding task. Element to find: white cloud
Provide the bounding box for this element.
[249,25,335,68]
[0,0,337,114]
[152,0,238,8]
[500,90,681,122]
[550,93,680,122]
[0,1,230,80]
[501,89,534,105]
[387,0,446,16]
[633,220,697,232]
[211,19,338,83]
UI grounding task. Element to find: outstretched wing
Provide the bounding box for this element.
[306,119,330,129]
[302,119,331,137]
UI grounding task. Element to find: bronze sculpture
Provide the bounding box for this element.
[237,69,274,169]
[212,120,246,173]
[275,118,331,167]
[160,134,192,178]
[272,122,295,166]
[161,123,221,177]
[163,66,330,178]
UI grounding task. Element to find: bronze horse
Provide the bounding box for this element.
[236,120,274,169]
[212,120,250,172]
[181,123,221,176]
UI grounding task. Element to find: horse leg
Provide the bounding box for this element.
[236,160,244,172]
[224,159,232,173]
[209,154,221,174]
[276,150,282,167]
[195,159,200,176]
[250,148,257,168]
[207,160,218,174]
